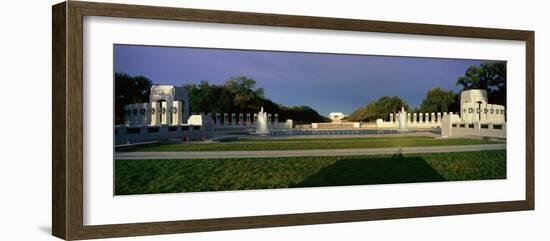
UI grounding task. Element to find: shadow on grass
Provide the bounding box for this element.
[290,156,445,188]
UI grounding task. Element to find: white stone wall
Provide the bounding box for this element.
[441,114,506,138]
[115,125,213,145]
[378,111,453,129]
[460,102,505,123]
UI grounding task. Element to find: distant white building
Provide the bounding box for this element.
[328,112,347,121]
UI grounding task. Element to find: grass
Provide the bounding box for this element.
[117,136,500,152]
[115,150,506,195]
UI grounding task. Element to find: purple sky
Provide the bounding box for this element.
[114,44,491,115]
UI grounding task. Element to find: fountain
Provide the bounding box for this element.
[254,107,269,135]
[398,106,408,132]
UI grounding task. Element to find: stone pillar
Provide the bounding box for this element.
[482,104,488,122]
[140,103,149,126]
[136,105,144,125]
[239,113,244,126]
[441,114,452,138]
[430,113,435,123]
[246,113,251,126]
[171,101,182,125]
[231,113,236,126]
[390,114,394,123]
[437,112,442,123]
[274,114,279,124]
[124,104,131,126]
[131,104,140,125]
[215,113,221,127]
[419,113,424,123]
[413,113,417,123]
[407,113,411,123]
[223,113,228,126]
[268,114,272,126]
[160,101,172,125]
[424,113,429,123]
[253,113,257,124]
[150,102,160,126]
[207,112,213,125]
[129,104,138,126]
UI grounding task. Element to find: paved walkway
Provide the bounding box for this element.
[115,143,506,160]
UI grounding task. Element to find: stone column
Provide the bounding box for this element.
[150,102,160,126]
[390,113,393,123]
[140,103,149,126]
[239,113,244,126]
[124,104,131,126]
[131,104,140,126]
[425,113,429,123]
[407,113,411,123]
[215,113,221,127]
[419,113,424,123]
[440,114,453,137]
[171,101,182,125]
[430,113,435,123]
[253,113,257,124]
[246,113,251,126]
[129,104,138,126]
[267,114,272,126]
[436,112,442,123]
[482,104,488,122]
[223,113,228,126]
[413,113,417,123]
[274,114,279,125]
[161,101,172,125]
[231,113,236,126]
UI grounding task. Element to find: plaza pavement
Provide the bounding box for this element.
[115,143,506,160]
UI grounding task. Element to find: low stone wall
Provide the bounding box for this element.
[440,114,506,138]
[376,119,441,129]
[311,122,360,129]
[115,125,213,145]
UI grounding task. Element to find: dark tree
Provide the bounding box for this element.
[183,76,329,124]
[418,87,459,113]
[456,62,506,106]
[114,73,152,124]
[347,96,408,122]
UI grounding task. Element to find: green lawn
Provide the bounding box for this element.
[115,150,506,195]
[117,136,500,152]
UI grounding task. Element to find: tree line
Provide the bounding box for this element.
[114,74,329,124]
[184,76,329,124]
[347,62,506,122]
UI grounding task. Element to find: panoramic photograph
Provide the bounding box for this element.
[113,44,507,196]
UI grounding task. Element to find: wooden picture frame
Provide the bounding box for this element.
[52,1,534,240]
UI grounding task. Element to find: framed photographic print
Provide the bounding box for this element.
[52,1,534,240]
